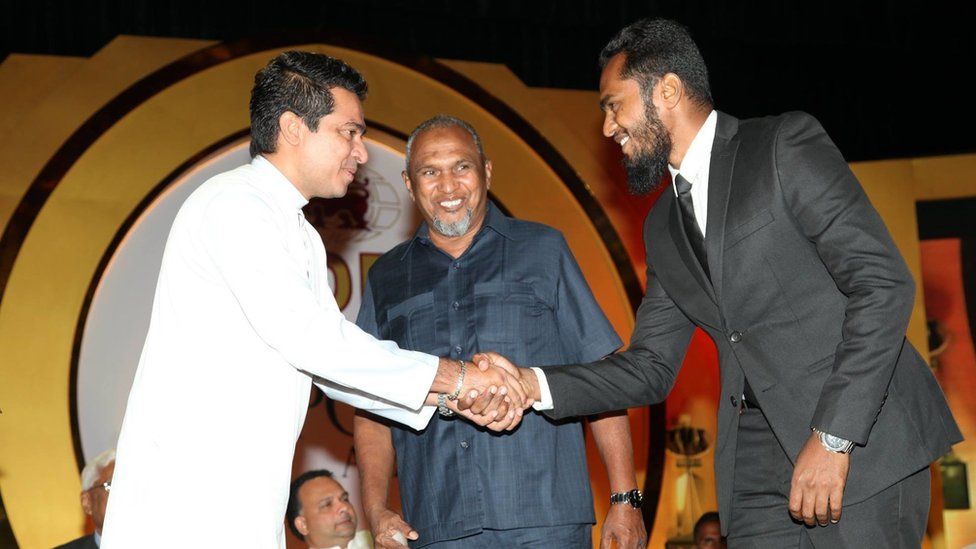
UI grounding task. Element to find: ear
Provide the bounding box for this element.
[402,171,416,202]
[483,160,493,190]
[294,515,310,536]
[80,491,93,517]
[278,111,304,149]
[658,73,684,110]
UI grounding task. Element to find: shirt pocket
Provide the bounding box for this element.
[385,291,436,351]
[473,281,554,348]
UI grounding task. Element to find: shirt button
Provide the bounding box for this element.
[452,261,461,269]
[460,441,469,449]
[730,394,739,408]
[729,331,742,343]
[454,345,462,355]
[452,301,460,310]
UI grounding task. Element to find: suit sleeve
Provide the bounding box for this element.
[775,112,915,445]
[540,234,696,419]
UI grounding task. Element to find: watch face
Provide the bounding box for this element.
[629,490,643,508]
[824,434,845,449]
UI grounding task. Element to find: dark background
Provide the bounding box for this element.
[2,0,975,162]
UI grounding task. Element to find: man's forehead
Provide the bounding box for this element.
[327,88,364,117]
[413,127,479,160]
[300,476,344,498]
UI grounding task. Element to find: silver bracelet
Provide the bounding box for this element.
[446,359,466,401]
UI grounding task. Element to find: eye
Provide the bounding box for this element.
[456,163,470,172]
[421,169,436,177]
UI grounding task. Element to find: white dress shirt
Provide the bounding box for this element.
[102,156,438,549]
[668,110,717,236]
[532,111,717,410]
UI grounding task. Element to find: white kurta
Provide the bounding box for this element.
[101,156,437,549]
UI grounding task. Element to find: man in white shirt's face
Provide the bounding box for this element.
[289,472,358,549]
[599,51,673,195]
[273,86,369,201]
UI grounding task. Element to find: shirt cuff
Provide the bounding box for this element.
[530,367,554,411]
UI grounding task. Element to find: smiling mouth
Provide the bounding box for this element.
[616,134,630,147]
[439,198,463,210]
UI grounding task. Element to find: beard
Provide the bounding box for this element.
[432,207,474,237]
[622,104,672,196]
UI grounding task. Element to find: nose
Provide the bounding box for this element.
[602,111,617,139]
[436,173,460,194]
[352,137,368,165]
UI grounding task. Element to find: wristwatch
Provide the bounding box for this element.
[610,489,643,509]
[812,428,855,454]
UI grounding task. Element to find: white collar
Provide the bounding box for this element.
[668,109,717,190]
[251,154,309,211]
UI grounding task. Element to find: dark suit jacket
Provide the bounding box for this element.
[542,111,962,532]
[54,533,98,549]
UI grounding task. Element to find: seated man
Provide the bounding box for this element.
[693,512,726,549]
[287,470,372,549]
[56,449,115,549]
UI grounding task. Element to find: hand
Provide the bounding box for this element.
[460,357,530,411]
[367,507,416,548]
[447,390,524,432]
[600,503,647,548]
[474,351,541,403]
[788,432,850,526]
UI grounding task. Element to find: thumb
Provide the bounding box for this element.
[397,516,419,540]
[472,352,492,371]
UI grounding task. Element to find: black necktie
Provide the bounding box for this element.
[674,173,710,279]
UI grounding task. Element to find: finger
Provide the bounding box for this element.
[829,483,844,524]
[489,392,511,419]
[486,406,520,431]
[457,388,479,410]
[599,529,613,549]
[801,485,816,526]
[815,487,830,526]
[788,479,803,521]
[456,407,494,427]
[469,386,496,415]
[501,371,526,406]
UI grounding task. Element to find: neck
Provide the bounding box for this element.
[429,229,478,259]
[667,106,712,170]
[263,152,309,199]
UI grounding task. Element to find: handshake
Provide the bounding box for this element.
[428,353,542,431]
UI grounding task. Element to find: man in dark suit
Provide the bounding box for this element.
[480,18,962,547]
[56,449,115,549]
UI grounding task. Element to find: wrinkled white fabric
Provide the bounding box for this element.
[102,156,437,549]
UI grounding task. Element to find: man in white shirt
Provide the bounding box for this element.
[287,470,372,549]
[101,51,525,549]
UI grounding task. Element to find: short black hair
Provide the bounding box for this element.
[693,511,721,541]
[286,469,336,540]
[599,18,713,107]
[249,51,368,158]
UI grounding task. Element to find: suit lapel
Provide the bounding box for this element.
[647,192,720,329]
[705,112,740,304]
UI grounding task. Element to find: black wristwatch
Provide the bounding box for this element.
[610,489,643,509]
